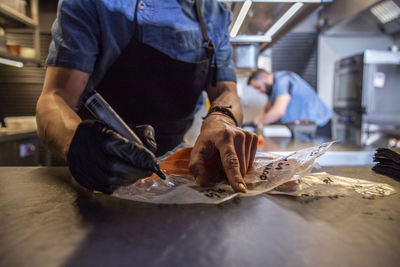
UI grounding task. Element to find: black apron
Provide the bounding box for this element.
[81,0,216,156]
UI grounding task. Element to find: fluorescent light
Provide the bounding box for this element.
[0,57,24,68]
[230,35,272,43]
[264,2,304,39]
[370,0,400,24]
[230,0,252,38]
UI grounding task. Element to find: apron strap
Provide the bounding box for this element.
[195,0,218,86]
[133,0,142,41]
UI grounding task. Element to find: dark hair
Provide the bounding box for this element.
[247,69,270,85]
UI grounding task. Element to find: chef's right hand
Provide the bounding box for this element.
[67,120,158,194]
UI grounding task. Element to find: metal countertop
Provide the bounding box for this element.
[0,166,399,267]
[0,129,37,143]
[259,137,374,152]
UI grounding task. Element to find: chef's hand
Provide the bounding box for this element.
[132,124,158,154]
[67,120,158,194]
[189,114,258,193]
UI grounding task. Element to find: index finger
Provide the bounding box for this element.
[218,145,247,193]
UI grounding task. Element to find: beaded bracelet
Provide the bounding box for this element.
[202,105,239,127]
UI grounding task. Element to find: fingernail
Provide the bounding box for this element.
[238,183,247,193]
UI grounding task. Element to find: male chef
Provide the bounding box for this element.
[248,69,333,137]
[36,0,258,194]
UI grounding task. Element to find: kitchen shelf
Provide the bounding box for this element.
[0,3,37,28]
[0,49,41,66]
[0,0,40,67]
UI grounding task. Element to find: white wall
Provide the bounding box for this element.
[237,77,268,124]
[318,34,393,109]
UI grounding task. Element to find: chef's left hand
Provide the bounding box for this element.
[189,114,258,193]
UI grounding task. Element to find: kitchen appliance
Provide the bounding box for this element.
[0,130,40,165]
[332,49,400,146]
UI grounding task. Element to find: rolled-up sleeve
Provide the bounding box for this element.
[46,0,100,74]
[274,77,290,97]
[214,5,236,83]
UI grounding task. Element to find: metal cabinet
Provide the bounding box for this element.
[0,131,40,165]
[333,49,400,146]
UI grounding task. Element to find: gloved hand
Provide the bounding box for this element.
[132,124,157,154]
[67,120,158,194]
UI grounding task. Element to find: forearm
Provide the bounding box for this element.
[191,81,258,193]
[207,81,243,125]
[257,94,290,125]
[36,66,88,160]
[36,92,81,160]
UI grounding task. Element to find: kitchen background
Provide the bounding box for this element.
[0,0,400,165]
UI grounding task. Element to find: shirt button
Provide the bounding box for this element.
[138,1,146,10]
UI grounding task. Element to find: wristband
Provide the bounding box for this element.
[202,105,239,126]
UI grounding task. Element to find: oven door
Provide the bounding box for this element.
[333,55,364,112]
[362,63,400,126]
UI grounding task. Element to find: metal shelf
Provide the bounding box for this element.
[0,0,40,68]
[0,3,37,28]
[0,50,41,67]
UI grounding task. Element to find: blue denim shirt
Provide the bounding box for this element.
[270,71,333,126]
[46,0,236,87]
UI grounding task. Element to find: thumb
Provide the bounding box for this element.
[133,124,157,154]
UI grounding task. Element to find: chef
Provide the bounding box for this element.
[248,69,333,137]
[36,0,258,194]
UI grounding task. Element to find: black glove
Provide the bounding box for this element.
[67,120,158,194]
[133,124,157,154]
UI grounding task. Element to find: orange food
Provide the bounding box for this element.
[146,147,221,180]
[158,147,193,175]
[257,135,265,148]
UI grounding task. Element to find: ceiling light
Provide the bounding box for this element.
[230,0,252,38]
[0,57,24,68]
[370,0,400,24]
[264,2,304,39]
[230,35,272,43]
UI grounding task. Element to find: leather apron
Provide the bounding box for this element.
[82,0,215,156]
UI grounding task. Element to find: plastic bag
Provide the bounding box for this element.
[269,172,396,199]
[114,142,356,204]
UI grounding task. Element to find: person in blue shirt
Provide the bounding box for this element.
[36,0,258,194]
[248,69,333,137]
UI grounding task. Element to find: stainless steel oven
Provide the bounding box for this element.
[0,131,40,166]
[333,54,364,111]
[332,49,400,146]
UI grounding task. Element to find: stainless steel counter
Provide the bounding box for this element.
[259,137,372,152]
[0,129,37,143]
[0,166,399,267]
[259,137,379,166]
